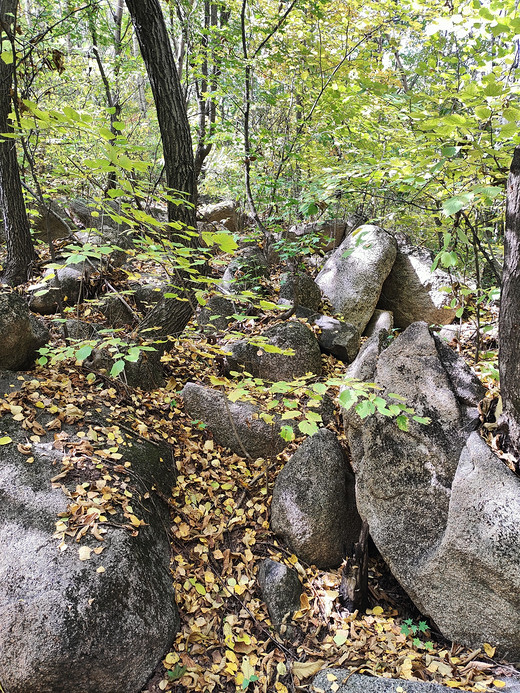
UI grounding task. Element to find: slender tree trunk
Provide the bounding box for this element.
[499,146,520,458]
[125,0,199,341]
[125,0,196,226]
[0,0,37,286]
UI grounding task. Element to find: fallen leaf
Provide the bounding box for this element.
[78,546,92,561]
[292,660,326,679]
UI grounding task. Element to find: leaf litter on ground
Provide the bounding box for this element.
[3,281,517,692]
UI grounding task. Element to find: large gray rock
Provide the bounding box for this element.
[99,294,136,327]
[344,322,520,658]
[312,670,454,693]
[222,246,269,294]
[271,429,361,568]
[227,321,322,381]
[29,262,91,314]
[32,199,72,241]
[287,307,361,364]
[0,412,179,693]
[278,215,365,254]
[316,225,397,333]
[0,293,49,369]
[257,559,302,635]
[181,382,288,458]
[312,314,360,363]
[377,242,457,327]
[363,309,393,338]
[130,281,164,313]
[69,198,130,234]
[279,271,322,312]
[199,200,243,233]
[197,295,236,334]
[64,319,100,341]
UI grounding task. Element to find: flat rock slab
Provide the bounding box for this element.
[182,382,288,458]
[312,671,459,693]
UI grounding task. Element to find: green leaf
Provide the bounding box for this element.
[1,51,13,65]
[298,419,318,436]
[441,145,458,157]
[228,388,248,403]
[75,345,93,362]
[124,347,141,363]
[474,106,492,120]
[110,360,125,377]
[339,389,358,410]
[63,106,80,121]
[396,415,408,431]
[333,631,349,646]
[355,399,376,419]
[442,195,472,216]
[305,411,322,422]
[281,411,299,420]
[483,81,503,97]
[167,665,188,681]
[280,425,295,442]
[99,126,116,140]
[440,251,458,268]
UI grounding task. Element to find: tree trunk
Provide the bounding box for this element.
[125,0,196,226]
[125,0,200,341]
[499,145,520,458]
[0,0,37,286]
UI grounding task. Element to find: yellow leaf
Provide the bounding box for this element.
[96,566,105,573]
[78,546,91,561]
[128,514,141,527]
[164,652,179,665]
[0,436,12,445]
[445,680,462,688]
[372,606,384,615]
[484,643,496,658]
[292,660,326,679]
[275,684,288,693]
[240,656,256,681]
[493,681,506,688]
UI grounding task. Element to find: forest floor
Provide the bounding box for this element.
[11,247,518,693]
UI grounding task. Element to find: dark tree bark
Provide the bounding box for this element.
[125,0,200,340]
[0,0,37,286]
[499,146,520,458]
[125,0,196,226]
